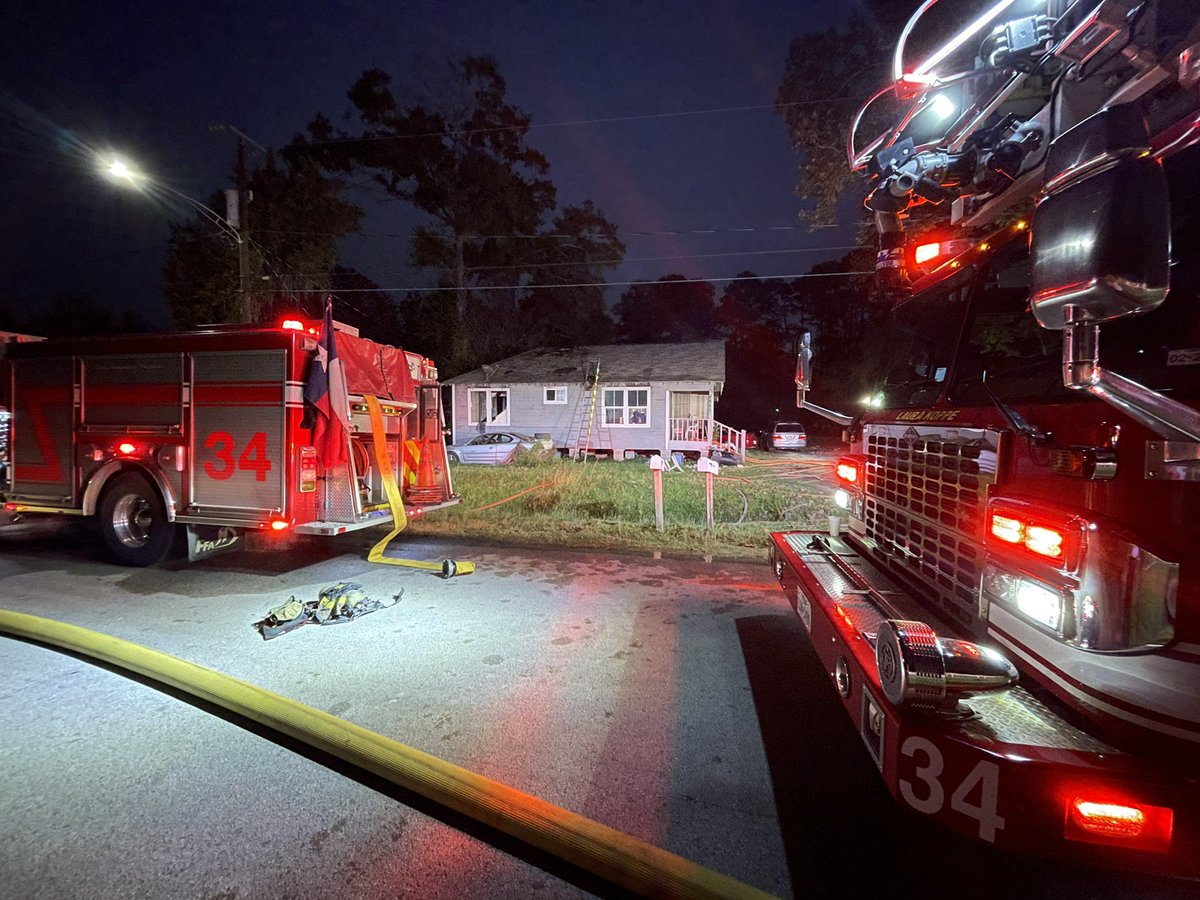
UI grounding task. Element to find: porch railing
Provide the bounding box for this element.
[668,417,709,442]
[713,421,746,457]
[668,418,746,457]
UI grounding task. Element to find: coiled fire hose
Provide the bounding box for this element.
[0,608,771,899]
[363,394,474,577]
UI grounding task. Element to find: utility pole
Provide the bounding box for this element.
[453,234,467,363]
[210,125,266,324]
[236,136,252,323]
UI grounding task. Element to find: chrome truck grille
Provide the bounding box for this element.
[861,424,1003,632]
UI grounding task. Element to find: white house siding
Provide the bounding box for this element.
[451,379,716,457]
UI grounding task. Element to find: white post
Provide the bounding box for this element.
[650,454,665,532]
[697,456,719,531]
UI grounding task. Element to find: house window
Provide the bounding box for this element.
[468,388,509,428]
[543,385,567,405]
[603,387,649,426]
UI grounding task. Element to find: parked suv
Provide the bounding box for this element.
[764,421,806,451]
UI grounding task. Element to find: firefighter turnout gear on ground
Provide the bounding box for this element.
[252,582,402,640]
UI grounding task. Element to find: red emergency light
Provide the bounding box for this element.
[913,242,941,265]
[281,319,304,331]
[909,237,975,271]
[116,441,139,456]
[269,519,290,531]
[1065,796,1173,853]
[986,502,1084,569]
[835,457,861,485]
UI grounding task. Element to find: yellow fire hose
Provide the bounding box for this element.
[364,394,474,577]
[0,608,772,899]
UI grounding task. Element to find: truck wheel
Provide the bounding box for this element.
[98,472,174,566]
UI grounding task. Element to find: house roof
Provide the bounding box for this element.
[444,341,725,386]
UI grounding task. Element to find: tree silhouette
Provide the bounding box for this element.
[297,56,624,371]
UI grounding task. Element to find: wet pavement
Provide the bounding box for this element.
[1,528,1194,899]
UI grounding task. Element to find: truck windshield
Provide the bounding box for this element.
[878,266,973,408]
[871,144,1200,410]
[953,142,1200,406]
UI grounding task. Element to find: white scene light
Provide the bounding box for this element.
[929,94,957,120]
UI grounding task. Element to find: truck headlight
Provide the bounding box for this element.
[1016,579,1064,631]
[983,563,1073,639]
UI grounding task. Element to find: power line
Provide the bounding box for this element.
[408,243,868,274]
[245,270,870,294]
[252,223,854,241]
[294,96,858,148]
[219,244,868,281]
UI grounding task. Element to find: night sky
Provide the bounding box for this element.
[1,1,865,331]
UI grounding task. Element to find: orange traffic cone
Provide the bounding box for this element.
[408,439,444,503]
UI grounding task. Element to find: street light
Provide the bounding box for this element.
[101,155,253,322]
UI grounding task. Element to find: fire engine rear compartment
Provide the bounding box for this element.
[769,530,1199,878]
[2,326,456,558]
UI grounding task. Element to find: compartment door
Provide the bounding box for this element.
[190,350,286,516]
[10,357,75,503]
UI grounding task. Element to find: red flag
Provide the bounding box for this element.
[303,303,350,467]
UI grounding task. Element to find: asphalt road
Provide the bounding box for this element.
[0,524,1194,900]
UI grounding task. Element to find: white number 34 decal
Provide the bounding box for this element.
[899,736,1006,842]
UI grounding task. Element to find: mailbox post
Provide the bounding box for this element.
[649,454,665,531]
[697,456,719,530]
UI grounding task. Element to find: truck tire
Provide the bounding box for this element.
[98,471,175,567]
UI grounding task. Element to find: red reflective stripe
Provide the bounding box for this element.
[14,387,67,484]
[193,383,283,406]
[990,620,1200,736]
[85,384,179,405]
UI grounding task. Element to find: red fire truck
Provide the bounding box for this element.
[0,320,457,565]
[771,0,1199,878]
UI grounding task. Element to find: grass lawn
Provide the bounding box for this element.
[405,453,839,561]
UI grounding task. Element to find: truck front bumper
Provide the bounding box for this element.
[769,529,1199,879]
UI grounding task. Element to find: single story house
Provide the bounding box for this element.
[444,341,745,459]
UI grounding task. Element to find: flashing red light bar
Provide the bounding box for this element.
[3,503,16,511]
[117,441,138,455]
[281,319,304,331]
[1065,797,1173,853]
[835,457,860,485]
[913,242,941,265]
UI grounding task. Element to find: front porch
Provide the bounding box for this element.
[666,417,746,458]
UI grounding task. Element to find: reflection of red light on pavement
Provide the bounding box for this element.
[390,572,679,893]
[681,579,777,592]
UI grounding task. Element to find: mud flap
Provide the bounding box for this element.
[187,525,242,561]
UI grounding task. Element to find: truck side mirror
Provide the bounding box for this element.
[1030,104,1170,330]
[793,330,853,428]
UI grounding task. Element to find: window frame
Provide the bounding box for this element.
[542,385,568,405]
[467,388,511,427]
[603,386,650,427]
